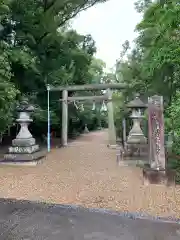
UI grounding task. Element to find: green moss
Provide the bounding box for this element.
[168,158,180,184]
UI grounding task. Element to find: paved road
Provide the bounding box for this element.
[0,199,179,240]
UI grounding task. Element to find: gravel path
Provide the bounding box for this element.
[0,130,180,218]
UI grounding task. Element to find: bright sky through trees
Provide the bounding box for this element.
[72,0,142,70]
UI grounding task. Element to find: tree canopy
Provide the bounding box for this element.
[114,0,180,161]
[0,0,108,139]
[116,0,180,104]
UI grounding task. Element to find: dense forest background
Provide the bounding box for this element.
[114,0,180,178]
[0,0,180,160]
[0,0,110,142]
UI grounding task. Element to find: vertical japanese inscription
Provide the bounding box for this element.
[148,96,165,169]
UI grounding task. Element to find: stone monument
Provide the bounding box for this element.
[143,95,176,185]
[148,95,165,169]
[1,99,46,166]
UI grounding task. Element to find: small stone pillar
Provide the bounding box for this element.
[2,99,46,166]
[84,124,89,133]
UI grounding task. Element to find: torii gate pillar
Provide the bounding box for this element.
[107,88,116,147]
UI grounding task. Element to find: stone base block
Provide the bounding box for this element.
[0,159,43,167]
[12,138,36,147]
[8,144,39,154]
[118,159,149,167]
[3,150,46,163]
[142,167,176,186]
[107,144,118,149]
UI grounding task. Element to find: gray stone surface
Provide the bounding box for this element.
[9,144,39,154]
[148,95,165,169]
[118,159,149,167]
[0,199,179,239]
[3,150,46,162]
[12,137,36,147]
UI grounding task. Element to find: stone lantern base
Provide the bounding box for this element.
[2,137,46,166]
[2,140,46,166]
[12,137,36,147]
[2,153,46,166]
[127,134,147,145]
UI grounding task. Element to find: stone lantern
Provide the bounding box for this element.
[2,99,46,165]
[12,99,37,148]
[126,94,147,145]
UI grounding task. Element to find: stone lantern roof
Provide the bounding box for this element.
[126,94,146,109]
[16,98,35,112]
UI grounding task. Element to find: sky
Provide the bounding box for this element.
[72,0,142,70]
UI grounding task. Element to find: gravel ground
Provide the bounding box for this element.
[0,130,180,218]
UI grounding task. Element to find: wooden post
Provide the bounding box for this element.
[107,88,116,147]
[62,90,68,146]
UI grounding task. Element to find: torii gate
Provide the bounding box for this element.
[47,83,126,150]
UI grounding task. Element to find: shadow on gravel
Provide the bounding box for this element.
[0,198,180,239]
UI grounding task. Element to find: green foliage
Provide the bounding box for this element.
[116,1,180,103]
[166,91,180,136]
[88,57,106,83]
[166,92,180,182]
[114,0,180,180]
[0,0,108,138]
[0,41,19,135]
[167,158,180,183]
